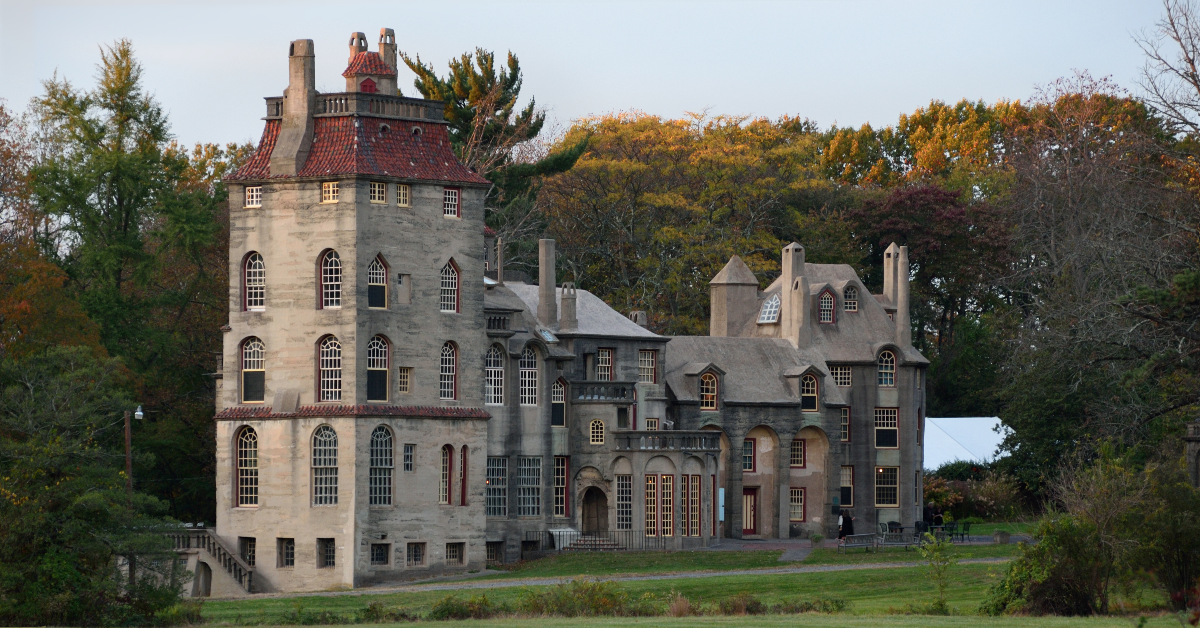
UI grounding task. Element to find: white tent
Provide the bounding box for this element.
[924,417,1007,471]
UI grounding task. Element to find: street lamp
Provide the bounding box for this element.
[125,405,143,501]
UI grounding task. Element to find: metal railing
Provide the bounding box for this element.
[522,529,716,557]
[573,381,634,402]
[264,93,444,121]
[169,528,255,593]
[611,430,722,452]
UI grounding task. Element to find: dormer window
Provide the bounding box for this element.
[801,374,818,411]
[757,294,780,324]
[878,351,896,387]
[699,373,718,410]
[819,291,835,323]
[843,286,858,312]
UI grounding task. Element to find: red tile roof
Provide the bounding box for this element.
[484,226,496,237]
[343,51,396,77]
[227,116,490,185]
[215,404,491,420]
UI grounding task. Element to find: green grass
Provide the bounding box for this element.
[306,616,1179,628]
[801,542,1020,565]
[478,550,785,579]
[970,522,1035,537]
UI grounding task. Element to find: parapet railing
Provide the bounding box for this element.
[169,528,255,593]
[264,93,443,121]
[573,381,635,403]
[611,430,722,452]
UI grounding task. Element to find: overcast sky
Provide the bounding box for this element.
[0,1,1168,148]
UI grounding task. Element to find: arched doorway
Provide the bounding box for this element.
[582,487,609,534]
[193,561,212,597]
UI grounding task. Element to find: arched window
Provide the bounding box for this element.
[484,345,504,405]
[589,419,605,445]
[757,293,781,324]
[439,445,453,504]
[439,262,459,313]
[460,445,469,506]
[244,253,265,311]
[801,374,818,411]
[551,380,566,427]
[877,351,896,387]
[439,343,457,400]
[367,256,387,309]
[843,285,858,312]
[320,250,342,308]
[699,373,718,410]
[241,337,265,403]
[369,426,393,506]
[519,347,538,406]
[319,336,342,401]
[819,291,835,323]
[236,427,258,507]
[312,425,338,505]
[366,335,389,402]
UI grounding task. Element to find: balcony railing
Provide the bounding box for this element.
[264,93,443,121]
[612,430,722,452]
[573,381,634,403]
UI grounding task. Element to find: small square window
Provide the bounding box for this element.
[369,181,387,203]
[396,367,412,394]
[277,538,295,568]
[317,538,336,568]
[443,188,460,217]
[645,417,659,431]
[370,543,390,566]
[406,542,426,567]
[486,541,503,564]
[831,366,851,387]
[397,184,411,207]
[446,542,465,566]
[245,186,262,208]
[321,182,339,203]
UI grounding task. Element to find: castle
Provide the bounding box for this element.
[187,30,927,596]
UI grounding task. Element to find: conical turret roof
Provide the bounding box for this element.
[710,255,759,285]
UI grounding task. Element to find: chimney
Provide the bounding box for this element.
[495,237,504,285]
[348,32,368,63]
[779,243,811,348]
[628,310,648,328]
[378,28,398,95]
[269,39,316,177]
[560,283,578,332]
[894,244,912,345]
[708,255,759,337]
[538,239,558,327]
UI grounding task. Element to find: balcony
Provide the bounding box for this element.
[264,93,443,121]
[572,381,634,403]
[612,430,722,452]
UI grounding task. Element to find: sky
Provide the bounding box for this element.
[0,0,1169,148]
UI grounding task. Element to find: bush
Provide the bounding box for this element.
[772,597,850,613]
[809,533,824,546]
[356,601,417,623]
[514,578,656,617]
[931,460,991,482]
[718,593,765,615]
[428,594,503,620]
[980,515,1109,616]
[968,470,1023,520]
[667,592,691,617]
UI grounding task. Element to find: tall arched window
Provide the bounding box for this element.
[241,337,265,403]
[244,253,265,311]
[589,419,605,444]
[699,373,718,410]
[801,374,818,411]
[439,445,453,504]
[367,256,387,309]
[319,336,342,401]
[369,426,393,506]
[877,350,896,387]
[312,425,338,505]
[843,286,858,312]
[439,343,457,400]
[320,250,342,308]
[758,293,781,323]
[366,335,389,402]
[460,445,469,506]
[819,291,835,323]
[484,345,504,405]
[551,380,566,426]
[519,347,538,406]
[439,262,459,313]
[236,427,258,507]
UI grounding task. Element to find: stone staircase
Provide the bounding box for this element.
[169,528,255,594]
[564,535,626,552]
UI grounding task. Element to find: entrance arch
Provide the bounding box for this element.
[582,487,609,534]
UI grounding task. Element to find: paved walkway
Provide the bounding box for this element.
[226,556,1013,602]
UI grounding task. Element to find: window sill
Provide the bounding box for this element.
[232,505,259,509]
[370,201,387,205]
[397,204,411,208]
[244,205,262,209]
[367,306,388,310]
[443,214,461,219]
[247,308,265,313]
[240,401,266,405]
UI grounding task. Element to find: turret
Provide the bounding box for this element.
[269,39,316,176]
[708,255,759,336]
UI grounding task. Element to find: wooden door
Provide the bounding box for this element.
[742,488,758,535]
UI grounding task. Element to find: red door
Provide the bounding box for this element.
[742,488,758,535]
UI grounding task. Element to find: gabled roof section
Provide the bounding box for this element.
[343,51,396,77]
[506,282,663,339]
[664,336,847,406]
[710,255,759,285]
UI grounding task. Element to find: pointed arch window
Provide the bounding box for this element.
[319,336,342,401]
[241,337,265,403]
[757,293,781,324]
[484,345,504,405]
[440,262,459,313]
[312,426,338,505]
[244,253,265,311]
[551,380,566,427]
[843,286,858,312]
[367,256,387,309]
[819,291,835,323]
[877,350,896,387]
[366,335,389,402]
[236,427,258,506]
[439,343,457,400]
[801,374,819,411]
[320,250,342,309]
[519,347,538,406]
[369,426,393,506]
[699,373,718,410]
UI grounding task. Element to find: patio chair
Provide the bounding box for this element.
[913,520,929,541]
[887,521,902,533]
[943,521,958,542]
[957,521,972,543]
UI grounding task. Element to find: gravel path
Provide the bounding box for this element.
[225,557,1012,601]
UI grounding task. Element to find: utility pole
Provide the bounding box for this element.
[124,410,133,502]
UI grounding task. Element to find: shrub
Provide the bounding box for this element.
[931,460,990,482]
[428,594,502,620]
[980,515,1108,616]
[718,593,765,615]
[158,600,205,626]
[809,533,824,546]
[667,592,691,617]
[515,578,655,617]
[919,532,958,609]
[356,601,417,623]
[772,597,850,613]
[968,470,1023,520]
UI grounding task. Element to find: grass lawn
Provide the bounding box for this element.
[316,616,1180,628]
[971,521,1035,537]
[802,542,1020,565]
[477,550,784,579]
